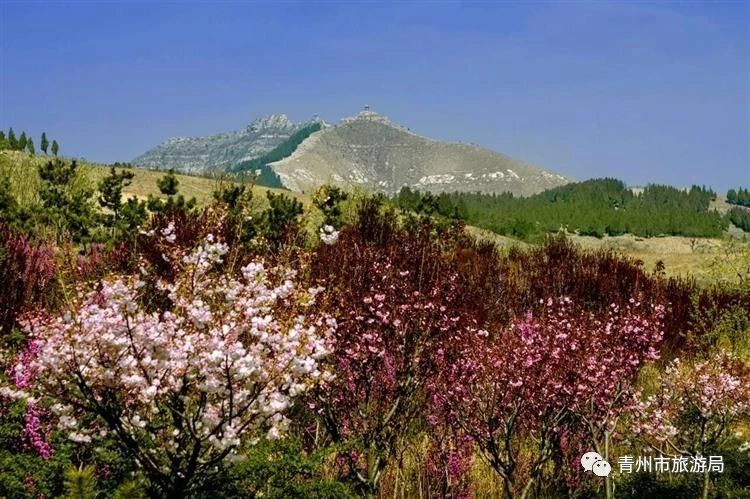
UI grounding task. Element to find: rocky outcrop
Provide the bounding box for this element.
[132,114,318,174]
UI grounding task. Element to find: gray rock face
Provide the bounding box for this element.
[132,114,309,174]
[271,108,570,195]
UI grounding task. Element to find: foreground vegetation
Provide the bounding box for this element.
[0,153,749,498]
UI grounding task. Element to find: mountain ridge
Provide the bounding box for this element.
[270,108,569,195]
[132,113,323,174]
[132,107,570,195]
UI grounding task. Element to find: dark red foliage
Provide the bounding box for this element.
[308,204,484,492]
[125,208,232,279]
[453,234,750,351]
[0,223,56,333]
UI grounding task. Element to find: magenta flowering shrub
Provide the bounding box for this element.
[428,298,665,498]
[423,422,474,499]
[314,255,478,493]
[1,235,333,497]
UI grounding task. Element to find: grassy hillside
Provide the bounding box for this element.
[0,150,305,208]
[4,150,746,282]
[568,233,725,281]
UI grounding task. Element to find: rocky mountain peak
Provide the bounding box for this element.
[133,113,308,174]
[341,105,394,125]
[247,114,295,133]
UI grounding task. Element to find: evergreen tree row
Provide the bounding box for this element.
[0,128,58,156]
[230,122,322,187]
[393,179,728,240]
[727,187,750,207]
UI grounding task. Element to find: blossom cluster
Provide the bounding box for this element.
[319,224,340,245]
[2,235,333,491]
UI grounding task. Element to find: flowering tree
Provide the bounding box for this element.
[423,420,474,499]
[634,351,750,499]
[565,299,664,499]
[429,298,664,499]
[309,215,480,495]
[1,236,332,498]
[314,256,476,494]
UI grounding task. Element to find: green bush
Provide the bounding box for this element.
[199,439,354,498]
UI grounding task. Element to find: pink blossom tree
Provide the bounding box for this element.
[429,298,664,499]
[565,299,664,499]
[309,223,481,495]
[1,236,332,498]
[634,351,750,499]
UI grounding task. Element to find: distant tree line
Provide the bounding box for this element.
[727,187,750,207]
[393,178,728,240]
[230,122,322,187]
[109,161,134,169]
[0,128,58,156]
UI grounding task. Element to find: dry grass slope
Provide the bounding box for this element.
[0,151,305,208]
[272,111,569,195]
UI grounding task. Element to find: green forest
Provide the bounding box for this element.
[230,122,323,187]
[727,187,750,207]
[393,179,729,240]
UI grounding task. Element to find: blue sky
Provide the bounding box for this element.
[1,1,748,190]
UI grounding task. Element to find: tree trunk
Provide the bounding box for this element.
[701,466,711,499]
[502,476,515,499]
[519,478,534,499]
[604,431,614,499]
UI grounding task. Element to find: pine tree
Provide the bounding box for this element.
[51,139,59,157]
[17,132,27,152]
[38,159,96,242]
[147,169,196,213]
[7,129,17,150]
[0,131,6,150]
[156,168,179,196]
[62,464,98,499]
[259,191,304,249]
[40,132,49,154]
[27,137,35,155]
[98,166,135,217]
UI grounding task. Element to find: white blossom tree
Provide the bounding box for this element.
[2,236,333,497]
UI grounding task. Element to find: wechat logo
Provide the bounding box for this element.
[581,451,612,477]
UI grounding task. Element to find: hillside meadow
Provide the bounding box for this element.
[0,150,304,207]
[0,151,749,498]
